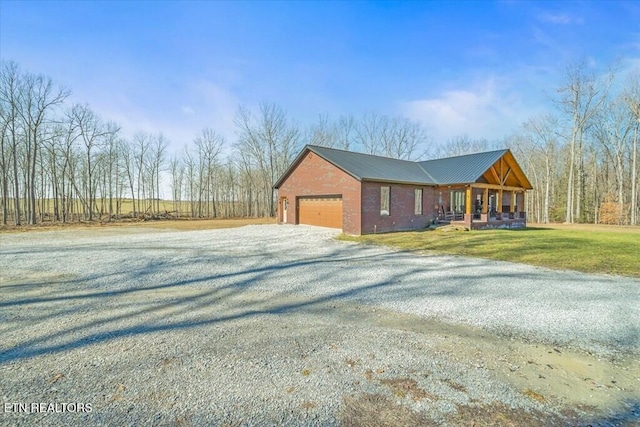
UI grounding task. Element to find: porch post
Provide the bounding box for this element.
[465,186,472,215]
[482,187,488,214]
[510,191,515,212]
[497,189,503,213]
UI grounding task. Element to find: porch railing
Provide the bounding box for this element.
[489,211,526,221]
[443,210,464,221]
[444,211,527,223]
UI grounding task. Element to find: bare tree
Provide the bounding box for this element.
[437,134,491,157]
[0,61,22,224]
[68,104,110,220]
[522,115,560,223]
[383,116,429,160]
[182,146,197,218]
[169,156,184,216]
[17,70,68,224]
[334,115,355,150]
[234,103,299,217]
[0,62,26,225]
[354,112,383,155]
[592,94,636,224]
[194,128,223,217]
[132,132,151,216]
[624,73,640,226]
[121,140,137,218]
[352,113,429,160]
[0,102,12,225]
[102,121,121,220]
[149,133,167,214]
[557,60,614,223]
[306,113,336,147]
[56,115,82,222]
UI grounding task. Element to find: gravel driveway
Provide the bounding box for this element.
[1,224,638,426]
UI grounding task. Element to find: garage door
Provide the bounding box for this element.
[298,196,343,229]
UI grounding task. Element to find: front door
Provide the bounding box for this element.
[282,198,288,223]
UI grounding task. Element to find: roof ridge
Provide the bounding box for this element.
[308,144,419,164]
[419,148,509,163]
[415,161,438,184]
[306,145,437,185]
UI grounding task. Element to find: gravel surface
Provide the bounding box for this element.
[1,224,638,426]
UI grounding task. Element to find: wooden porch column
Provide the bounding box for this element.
[510,191,515,212]
[465,186,472,214]
[482,187,488,214]
[497,189,503,213]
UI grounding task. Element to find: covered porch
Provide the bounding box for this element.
[433,150,532,230]
[436,186,528,230]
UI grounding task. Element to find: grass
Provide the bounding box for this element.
[338,224,640,277]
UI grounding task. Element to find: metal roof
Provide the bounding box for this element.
[417,149,509,185]
[308,145,437,184]
[274,145,525,188]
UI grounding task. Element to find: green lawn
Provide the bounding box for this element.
[338,225,640,277]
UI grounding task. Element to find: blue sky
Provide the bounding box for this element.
[2,0,639,155]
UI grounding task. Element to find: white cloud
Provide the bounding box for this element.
[400,79,536,143]
[90,80,240,156]
[538,12,584,25]
[181,106,195,115]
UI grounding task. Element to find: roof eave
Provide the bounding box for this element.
[360,177,436,186]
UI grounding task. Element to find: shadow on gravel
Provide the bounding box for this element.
[1,233,638,364]
[578,401,640,427]
[0,248,433,364]
[1,229,639,427]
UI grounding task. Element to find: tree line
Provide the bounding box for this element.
[0,60,430,225]
[513,61,639,225]
[1,59,638,226]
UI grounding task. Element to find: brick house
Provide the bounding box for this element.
[274,145,533,234]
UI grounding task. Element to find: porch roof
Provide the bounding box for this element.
[417,149,508,185]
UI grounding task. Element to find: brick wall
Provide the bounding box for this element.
[361,181,437,234]
[276,151,362,235]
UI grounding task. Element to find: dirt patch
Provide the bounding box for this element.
[364,307,640,415]
[296,297,640,423]
[450,402,566,426]
[341,393,437,427]
[340,396,566,427]
[379,378,436,401]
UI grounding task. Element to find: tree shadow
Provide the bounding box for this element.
[1,226,638,365]
[1,247,431,363]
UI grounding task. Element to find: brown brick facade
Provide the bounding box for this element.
[360,181,437,234]
[276,151,362,235]
[277,151,443,235]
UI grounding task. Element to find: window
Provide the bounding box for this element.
[380,186,390,216]
[451,191,465,212]
[414,189,423,215]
